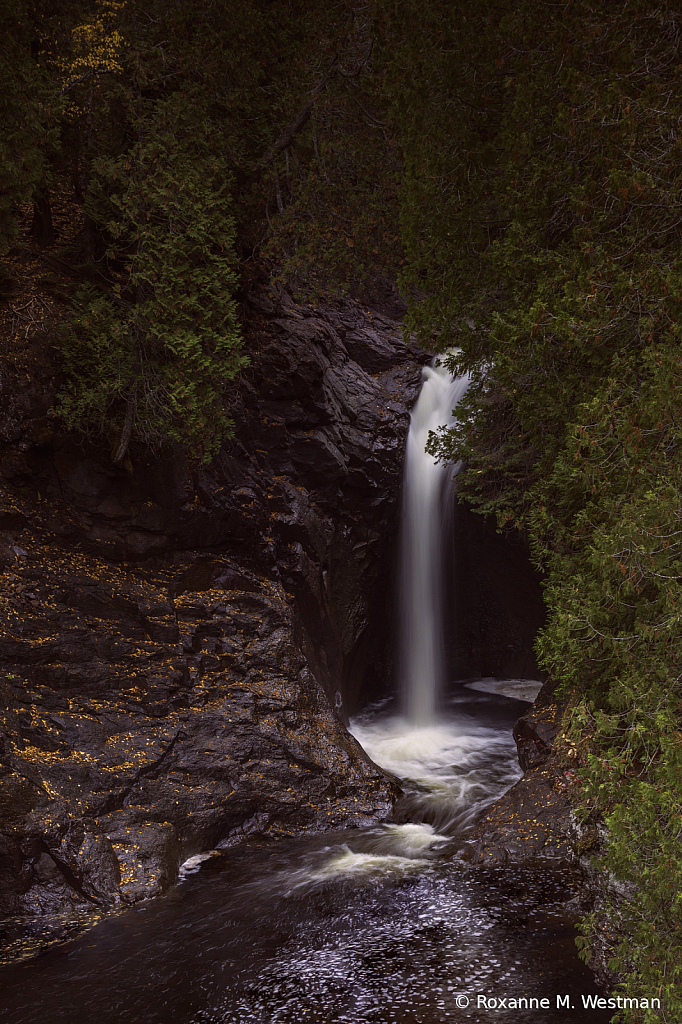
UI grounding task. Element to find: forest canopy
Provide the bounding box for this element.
[1,0,400,462]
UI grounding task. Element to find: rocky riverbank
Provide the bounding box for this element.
[0,289,424,916]
[463,680,595,866]
[463,679,624,990]
[0,279,559,933]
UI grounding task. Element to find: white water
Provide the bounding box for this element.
[399,358,469,725]
[350,711,521,835]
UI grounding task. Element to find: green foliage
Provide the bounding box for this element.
[44,0,264,461]
[40,0,403,455]
[0,0,61,251]
[536,348,682,1021]
[58,90,246,462]
[2,0,405,456]
[383,0,682,1017]
[568,693,682,1023]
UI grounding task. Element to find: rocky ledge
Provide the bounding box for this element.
[472,682,625,991]
[463,681,587,865]
[0,290,425,918]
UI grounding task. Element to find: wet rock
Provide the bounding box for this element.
[170,561,260,598]
[0,552,400,914]
[464,680,579,866]
[463,763,575,865]
[0,291,418,918]
[342,327,402,373]
[0,293,426,717]
[513,679,566,772]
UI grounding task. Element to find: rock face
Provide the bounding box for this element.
[0,557,398,913]
[0,291,425,916]
[448,502,547,682]
[513,679,565,772]
[463,681,584,866]
[468,682,624,993]
[462,761,576,865]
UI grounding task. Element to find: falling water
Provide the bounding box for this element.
[400,357,469,725]
[0,356,608,1024]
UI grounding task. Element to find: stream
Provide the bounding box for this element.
[0,361,612,1022]
[0,688,611,1024]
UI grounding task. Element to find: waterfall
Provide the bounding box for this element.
[399,358,469,726]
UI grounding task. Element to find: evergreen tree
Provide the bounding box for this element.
[2,0,403,462]
[53,0,252,463]
[257,0,403,295]
[0,0,61,251]
[381,1,682,1015]
[54,0,401,458]
[59,90,246,464]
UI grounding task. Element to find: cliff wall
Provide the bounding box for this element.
[0,291,424,915]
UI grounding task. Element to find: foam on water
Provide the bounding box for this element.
[373,822,450,855]
[269,826,450,894]
[237,848,431,900]
[174,706,525,888]
[306,846,431,881]
[350,712,522,833]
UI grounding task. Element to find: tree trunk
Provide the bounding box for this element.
[29,190,55,245]
[113,390,137,466]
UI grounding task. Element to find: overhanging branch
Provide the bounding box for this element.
[245,57,339,189]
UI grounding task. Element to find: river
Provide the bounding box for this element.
[0,688,611,1024]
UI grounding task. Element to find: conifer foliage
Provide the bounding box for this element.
[0,0,61,250]
[381,1,682,1017]
[1,0,400,462]
[60,89,245,464]
[54,1,247,463]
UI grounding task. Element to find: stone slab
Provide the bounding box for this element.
[463,677,544,702]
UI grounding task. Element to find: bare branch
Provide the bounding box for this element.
[113,387,137,465]
[245,57,339,189]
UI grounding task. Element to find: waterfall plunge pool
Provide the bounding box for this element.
[0,688,611,1024]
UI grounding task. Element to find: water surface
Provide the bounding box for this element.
[0,691,611,1024]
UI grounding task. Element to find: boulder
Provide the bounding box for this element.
[513,679,566,772]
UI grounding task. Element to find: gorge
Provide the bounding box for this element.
[1,284,610,1022]
[3,1,682,1013]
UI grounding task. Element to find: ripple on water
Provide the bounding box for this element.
[350,712,522,833]
[0,701,610,1024]
[185,863,604,1024]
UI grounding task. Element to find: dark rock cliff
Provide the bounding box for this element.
[0,282,552,927]
[463,681,587,866]
[0,291,426,916]
[448,504,547,683]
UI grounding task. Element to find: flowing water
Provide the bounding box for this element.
[399,359,469,725]
[0,691,610,1024]
[0,363,611,1023]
